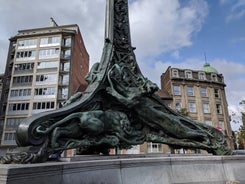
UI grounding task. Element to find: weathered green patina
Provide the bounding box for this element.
[0,0,231,164]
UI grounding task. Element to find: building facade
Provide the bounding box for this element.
[0,74,3,102]
[160,64,233,149]
[0,21,89,154]
[0,74,3,142]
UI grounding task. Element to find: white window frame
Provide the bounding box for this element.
[175,101,182,111]
[185,71,192,79]
[173,85,181,95]
[172,70,179,78]
[204,120,212,126]
[188,102,196,113]
[187,86,194,96]
[199,72,205,80]
[203,103,210,113]
[201,87,208,97]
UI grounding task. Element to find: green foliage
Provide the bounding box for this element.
[177,108,189,117]
[240,113,245,140]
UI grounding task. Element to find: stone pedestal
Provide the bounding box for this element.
[1,154,245,184]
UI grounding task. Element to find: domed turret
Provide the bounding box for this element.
[202,63,218,73]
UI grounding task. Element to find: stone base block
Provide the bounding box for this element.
[0,154,245,184]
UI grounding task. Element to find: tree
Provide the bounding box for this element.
[239,113,245,139]
[237,101,245,149]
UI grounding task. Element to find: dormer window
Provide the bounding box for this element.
[172,70,179,78]
[199,72,205,80]
[185,71,192,79]
[212,74,217,82]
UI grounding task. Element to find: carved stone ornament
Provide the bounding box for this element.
[0,0,231,164]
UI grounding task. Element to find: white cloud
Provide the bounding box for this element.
[209,59,245,107]
[229,104,245,131]
[129,0,208,62]
[0,0,105,73]
[171,50,180,59]
[219,0,229,5]
[225,0,245,22]
[0,0,208,73]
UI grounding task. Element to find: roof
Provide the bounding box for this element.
[202,63,218,74]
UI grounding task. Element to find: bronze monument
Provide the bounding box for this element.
[1,0,231,164]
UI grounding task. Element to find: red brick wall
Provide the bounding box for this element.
[70,28,89,95]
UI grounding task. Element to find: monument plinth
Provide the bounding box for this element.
[1,154,245,184]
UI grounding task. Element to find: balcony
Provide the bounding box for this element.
[60,55,71,60]
[2,140,17,146]
[7,110,29,116]
[12,82,32,87]
[14,69,34,75]
[58,82,69,87]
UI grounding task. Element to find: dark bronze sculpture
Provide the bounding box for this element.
[0,0,231,164]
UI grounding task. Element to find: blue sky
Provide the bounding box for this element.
[179,0,245,62]
[0,0,244,129]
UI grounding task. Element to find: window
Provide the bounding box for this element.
[199,73,205,80]
[62,37,71,46]
[6,118,24,131]
[212,74,217,82]
[61,49,71,59]
[15,63,34,71]
[59,75,70,85]
[173,85,180,95]
[40,36,61,47]
[60,62,70,72]
[33,101,55,110]
[10,89,31,99]
[188,102,196,113]
[185,71,192,79]
[187,86,194,96]
[204,120,212,126]
[8,103,29,111]
[214,89,219,98]
[201,87,208,97]
[203,103,210,113]
[39,48,60,59]
[37,61,59,71]
[3,133,16,145]
[172,70,178,78]
[16,50,36,60]
[175,101,182,111]
[18,39,37,49]
[35,87,56,96]
[12,76,33,86]
[216,104,222,114]
[36,74,58,85]
[58,87,69,99]
[147,142,162,153]
[14,63,34,73]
